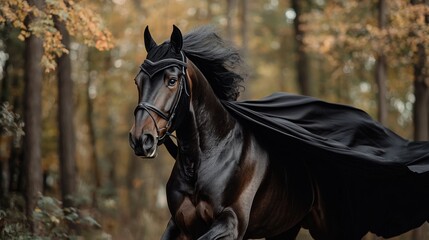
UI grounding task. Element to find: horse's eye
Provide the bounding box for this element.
[167,78,178,87]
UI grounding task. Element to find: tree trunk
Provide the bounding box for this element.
[413,46,429,141]
[11,73,24,194]
[23,0,44,230]
[0,56,10,200]
[411,0,429,238]
[240,0,249,56]
[0,59,9,104]
[207,0,213,19]
[86,49,101,207]
[376,55,388,125]
[291,0,310,96]
[376,0,388,125]
[1,27,26,195]
[54,18,77,208]
[226,0,237,41]
[412,0,429,142]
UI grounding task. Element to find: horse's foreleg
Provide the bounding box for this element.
[197,207,240,240]
[161,218,181,240]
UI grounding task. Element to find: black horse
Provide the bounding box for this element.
[129,25,429,239]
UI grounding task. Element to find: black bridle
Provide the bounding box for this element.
[134,51,189,150]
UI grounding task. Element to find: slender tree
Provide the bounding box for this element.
[240,0,249,56]
[0,50,11,199]
[411,0,429,142]
[8,37,25,194]
[226,0,237,41]
[23,0,44,230]
[54,16,77,208]
[86,49,101,207]
[376,0,388,125]
[413,42,429,141]
[0,57,9,104]
[292,0,310,96]
[207,0,214,19]
[411,1,429,238]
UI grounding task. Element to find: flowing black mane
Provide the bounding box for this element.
[182,26,246,101]
[144,26,245,101]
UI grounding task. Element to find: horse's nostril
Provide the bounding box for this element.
[130,132,156,157]
[142,134,155,150]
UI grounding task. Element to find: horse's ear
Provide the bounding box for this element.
[170,25,183,53]
[144,26,157,52]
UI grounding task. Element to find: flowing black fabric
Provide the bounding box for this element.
[222,92,429,174]
[222,92,429,237]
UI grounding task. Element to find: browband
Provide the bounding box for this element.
[140,53,187,78]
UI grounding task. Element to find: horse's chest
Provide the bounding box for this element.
[175,196,214,237]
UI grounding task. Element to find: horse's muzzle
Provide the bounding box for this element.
[129,132,158,158]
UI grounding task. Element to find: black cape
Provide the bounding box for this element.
[221,92,429,237]
[222,92,429,174]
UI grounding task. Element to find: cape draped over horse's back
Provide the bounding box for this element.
[221,93,429,237]
[222,92,429,174]
[179,27,429,175]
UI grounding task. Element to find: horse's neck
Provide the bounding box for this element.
[176,62,236,161]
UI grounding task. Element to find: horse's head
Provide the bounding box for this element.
[129,25,190,158]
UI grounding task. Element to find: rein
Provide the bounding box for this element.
[134,51,189,157]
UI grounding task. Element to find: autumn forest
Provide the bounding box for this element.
[1,0,429,239]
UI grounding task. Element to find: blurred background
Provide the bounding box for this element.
[1,0,429,239]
